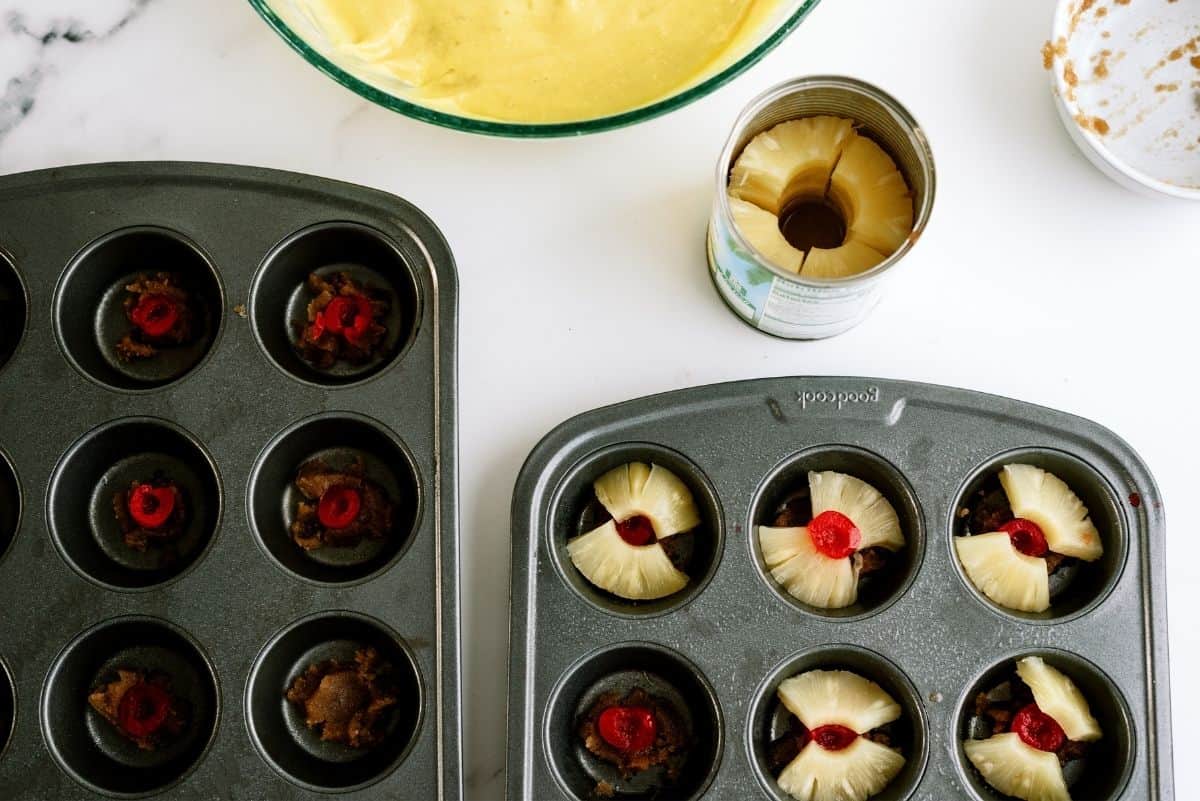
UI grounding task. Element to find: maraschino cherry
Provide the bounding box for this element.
[598,705,657,753]
[808,510,862,559]
[318,485,362,529]
[127,484,176,529]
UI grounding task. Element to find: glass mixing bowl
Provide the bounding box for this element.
[248,0,823,137]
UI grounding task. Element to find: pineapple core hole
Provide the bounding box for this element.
[778,199,846,252]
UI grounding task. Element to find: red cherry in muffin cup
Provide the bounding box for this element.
[322,296,374,343]
[318,485,362,530]
[128,484,176,529]
[615,515,656,547]
[1000,518,1049,558]
[1011,703,1066,752]
[117,682,172,738]
[808,510,862,559]
[130,294,179,338]
[598,705,657,753]
[810,724,859,752]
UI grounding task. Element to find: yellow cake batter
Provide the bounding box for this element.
[295,0,779,123]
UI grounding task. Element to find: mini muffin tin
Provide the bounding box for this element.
[507,377,1172,800]
[0,162,460,799]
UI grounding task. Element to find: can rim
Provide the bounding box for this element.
[715,75,937,288]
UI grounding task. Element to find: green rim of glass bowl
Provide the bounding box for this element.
[247,0,823,138]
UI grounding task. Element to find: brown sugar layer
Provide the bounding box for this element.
[285,647,399,749]
[578,688,691,783]
[295,271,389,369]
[88,669,188,752]
[112,476,187,553]
[115,272,196,362]
[289,457,395,551]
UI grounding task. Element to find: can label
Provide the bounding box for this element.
[707,220,883,340]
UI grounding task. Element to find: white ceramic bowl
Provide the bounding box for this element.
[1049,0,1200,200]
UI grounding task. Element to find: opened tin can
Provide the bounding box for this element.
[708,76,937,339]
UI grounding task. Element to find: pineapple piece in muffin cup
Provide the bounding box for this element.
[708,76,936,340]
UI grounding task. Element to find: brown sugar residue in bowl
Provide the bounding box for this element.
[1064,60,1080,86]
[1093,49,1114,78]
[1154,82,1180,92]
[1043,37,1068,70]
[1076,113,1112,135]
[1070,0,1097,34]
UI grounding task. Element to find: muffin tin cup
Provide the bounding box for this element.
[547,442,725,619]
[245,611,424,793]
[508,377,1172,799]
[247,411,422,586]
[953,648,1137,801]
[52,226,225,393]
[749,445,925,621]
[0,656,14,763]
[0,447,21,568]
[249,221,422,388]
[0,163,460,800]
[542,641,723,801]
[46,417,223,592]
[747,645,928,801]
[40,616,221,799]
[949,447,1129,625]
[0,250,28,376]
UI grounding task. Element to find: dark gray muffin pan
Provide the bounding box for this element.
[507,377,1172,800]
[0,162,460,799]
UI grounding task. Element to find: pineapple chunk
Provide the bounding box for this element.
[828,135,914,256]
[729,196,805,273]
[1016,657,1103,742]
[592,462,700,539]
[999,464,1103,562]
[730,116,856,214]
[566,521,688,600]
[777,670,901,733]
[955,532,1051,613]
[964,733,1071,801]
[801,238,887,280]
[777,737,905,801]
[760,526,859,609]
[759,524,809,566]
[808,471,904,551]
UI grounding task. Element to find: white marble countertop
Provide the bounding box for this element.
[1,1,1196,798]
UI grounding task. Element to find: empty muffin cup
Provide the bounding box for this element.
[0,656,14,762]
[0,448,20,566]
[53,226,223,391]
[248,412,421,585]
[41,616,220,797]
[708,76,936,340]
[749,445,924,621]
[748,644,927,801]
[954,649,1134,801]
[249,222,420,387]
[0,252,28,374]
[950,448,1127,623]
[47,418,221,591]
[245,611,423,792]
[548,443,724,618]
[544,642,723,801]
